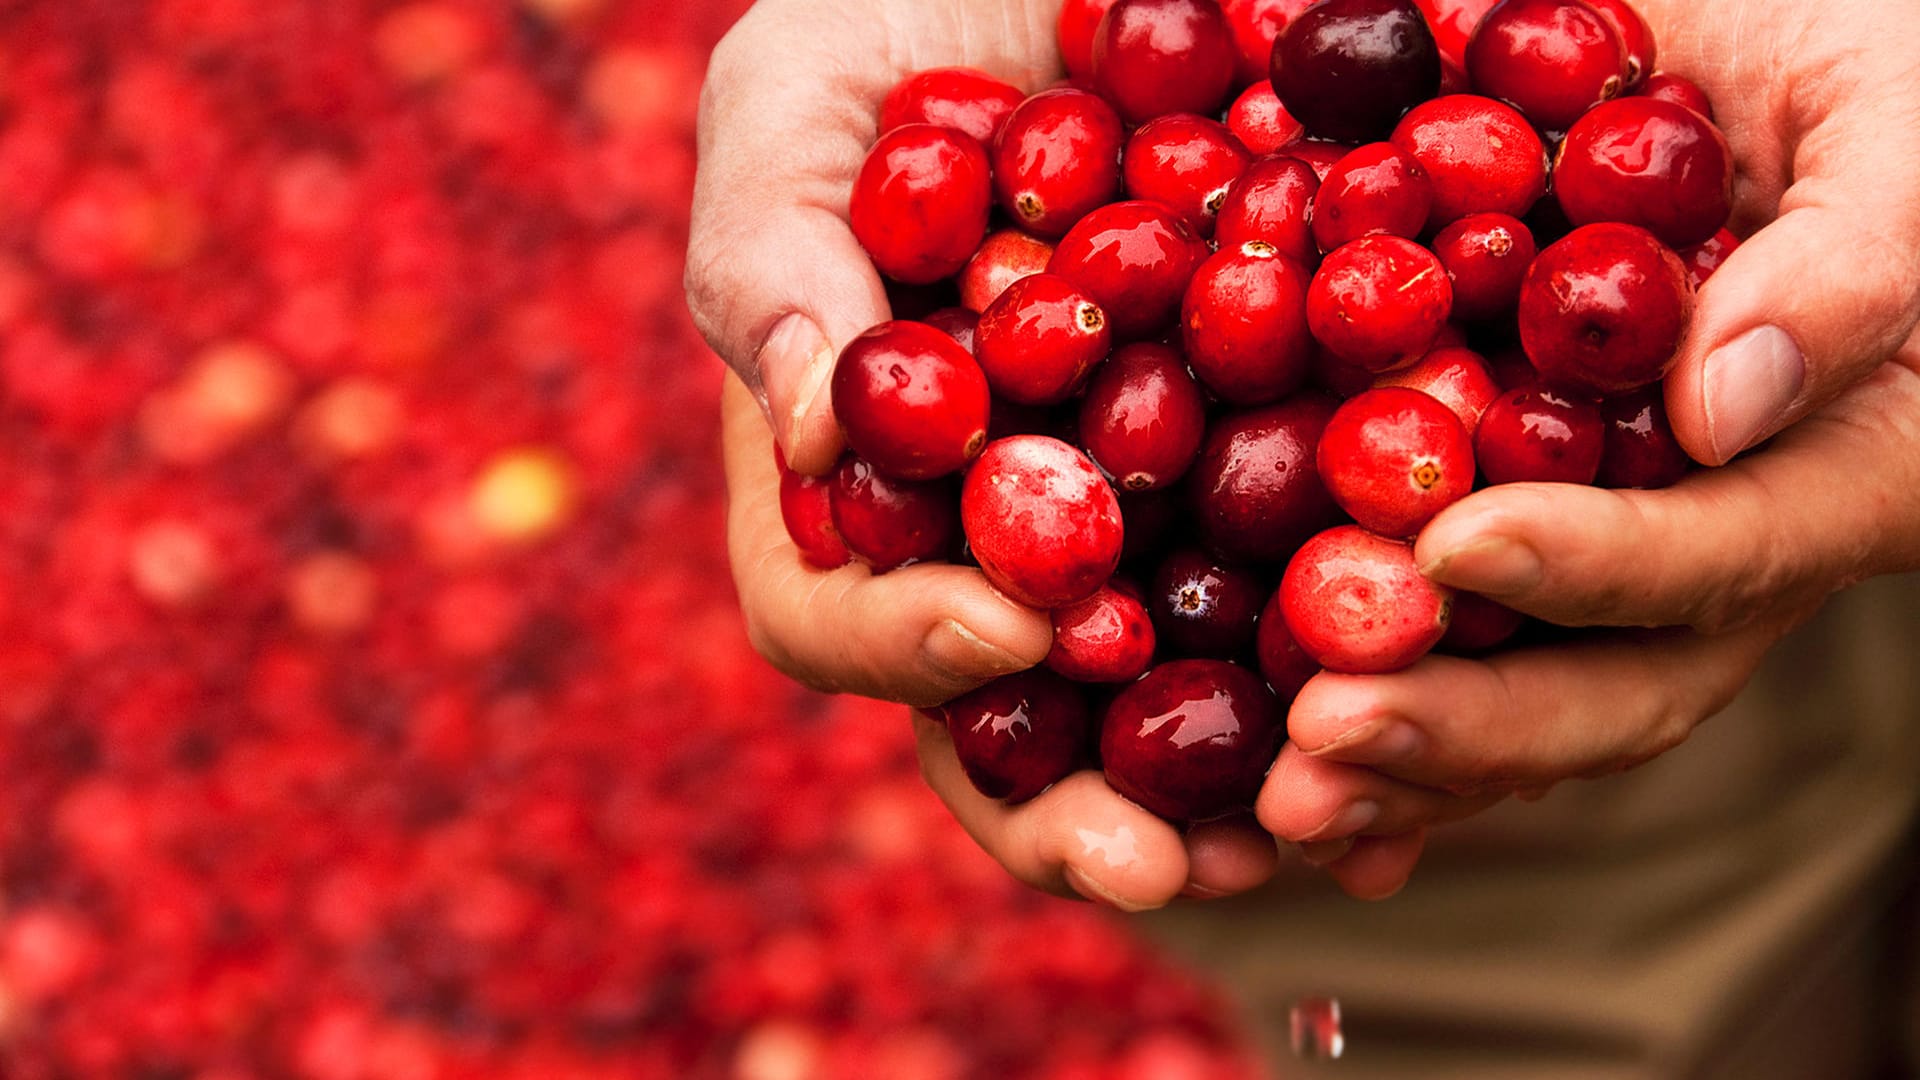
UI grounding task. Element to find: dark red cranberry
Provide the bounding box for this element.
[922,306,981,353]
[1255,589,1321,699]
[1282,525,1452,673]
[1270,0,1441,143]
[1474,385,1604,484]
[1150,549,1266,659]
[1182,241,1315,405]
[961,435,1125,608]
[1307,235,1453,372]
[1518,222,1693,394]
[1374,345,1501,433]
[831,320,990,479]
[1122,114,1252,237]
[777,446,852,569]
[1276,137,1356,180]
[1639,71,1713,120]
[1580,0,1655,89]
[830,456,960,570]
[1485,343,1539,391]
[879,67,1027,144]
[943,669,1091,802]
[1413,0,1503,72]
[1466,0,1627,132]
[1058,0,1124,80]
[850,124,993,284]
[1439,591,1525,652]
[1555,97,1734,248]
[959,229,1055,314]
[1389,95,1547,229]
[1187,395,1341,562]
[1311,142,1433,252]
[1100,659,1284,822]
[974,273,1112,406]
[1596,387,1690,489]
[1213,154,1319,263]
[1222,0,1319,85]
[1049,200,1208,340]
[1227,81,1307,155]
[1093,0,1239,124]
[1047,583,1157,682]
[992,88,1126,239]
[1317,387,1474,538]
[1431,212,1537,321]
[1678,227,1738,289]
[1078,342,1208,491]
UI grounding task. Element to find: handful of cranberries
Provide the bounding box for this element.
[780,0,1738,825]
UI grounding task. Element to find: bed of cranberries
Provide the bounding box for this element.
[804,0,1743,826]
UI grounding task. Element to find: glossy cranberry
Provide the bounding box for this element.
[1222,0,1319,85]
[1639,71,1713,121]
[962,435,1124,608]
[1059,0,1125,80]
[1318,387,1474,538]
[1467,0,1627,132]
[1311,142,1433,252]
[1100,659,1284,822]
[1389,95,1547,229]
[1374,345,1501,433]
[1123,114,1252,237]
[1555,97,1734,248]
[1678,227,1738,289]
[849,124,993,284]
[1270,0,1441,143]
[1580,0,1655,89]
[974,273,1112,406]
[1307,235,1452,372]
[1187,395,1341,562]
[879,67,1027,144]
[1519,222,1693,394]
[1182,241,1315,405]
[831,320,991,479]
[1047,583,1157,682]
[1092,0,1239,124]
[1213,154,1319,263]
[1413,0,1503,71]
[830,456,960,570]
[1227,81,1308,155]
[1049,200,1208,339]
[943,669,1091,802]
[959,229,1055,314]
[1474,385,1604,484]
[1254,591,1320,699]
[1150,549,1266,659]
[1596,387,1690,489]
[1439,591,1524,652]
[1079,343,1208,491]
[1276,137,1355,180]
[777,447,852,569]
[1282,525,1451,673]
[922,306,981,352]
[1431,212,1536,321]
[992,88,1126,239]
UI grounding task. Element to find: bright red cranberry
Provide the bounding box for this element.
[943,669,1091,802]
[1389,95,1547,229]
[1182,241,1315,405]
[1078,343,1208,491]
[1581,0,1655,89]
[1150,549,1266,659]
[849,124,993,284]
[962,435,1125,608]
[1413,0,1503,71]
[1311,142,1433,253]
[974,273,1112,406]
[1123,114,1252,237]
[1596,387,1690,489]
[830,456,960,570]
[1227,82,1307,155]
[1271,0,1441,143]
[1276,137,1356,180]
[777,447,852,569]
[1466,0,1627,132]
[1678,226,1738,289]
[922,306,980,353]
[1187,395,1341,562]
[1318,387,1474,538]
[1474,385,1604,484]
[1100,659,1284,822]
[1439,591,1524,652]
[1255,591,1321,699]
[1555,97,1733,248]
[1058,0,1124,80]
[1374,345,1501,433]
[831,320,991,479]
[1282,525,1452,673]
[992,88,1126,239]
[1639,71,1714,120]
[1519,222,1692,394]
[1213,154,1319,263]
[1092,0,1239,124]
[1431,212,1536,321]
[1222,0,1319,85]
[959,229,1055,314]
[1307,235,1453,372]
[1049,200,1208,340]
[1047,583,1157,682]
[879,67,1027,144]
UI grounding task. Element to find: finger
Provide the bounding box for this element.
[724,376,1051,706]
[914,711,1192,911]
[1181,815,1280,899]
[1256,744,1503,845]
[1323,829,1427,901]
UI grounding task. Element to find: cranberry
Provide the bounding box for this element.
[1413,0,1503,71]
[1100,660,1283,822]
[878,67,1026,145]
[1182,241,1315,405]
[1431,212,1536,321]
[1474,385,1605,484]
[1439,591,1525,652]
[1281,525,1452,673]
[1078,343,1209,491]
[922,306,980,352]
[1389,95,1547,229]
[1255,590,1321,699]
[974,273,1112,406]
[1227,82,1307,156]
[1122,114,1251,237]
[1466,0,1627,132]
[961,435,1125,608]
[1311,142,1433,253]
[830,320,991,479]
[1222,0,1319,85]
[1639,71,1714,121]
[1554,96,1734,248]
[1059,0,1125,80]
[849,123,993,284]
[992,88,1126,239]
[1581,0,1655,89]
[1277,137,1356,180]
[1678,226,1738,289]
[777,447,853,570]
[1373,345,1501,433]
[830,456,961,570]
[943,669,1091,802]
[959,229,1055,314]
[1047,583,1157,682]
[1318,387,1474,537]
[1187,395,1341,562]
[1212,154,1319,263]
[1092,0,1239,124]
[1307,235,1452,372]
[1150,548,1266,659]
[1596,387,1691,489]
[1049,200,1208,340]
[1270,0,1441,143]
[1519,222,1693,394]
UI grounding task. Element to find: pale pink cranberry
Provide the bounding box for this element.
[1373,345,1500,434]
[959,229,1056,314]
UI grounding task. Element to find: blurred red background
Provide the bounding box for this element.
[0,1,1264,1076]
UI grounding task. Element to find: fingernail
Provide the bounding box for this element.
[1419,535,1542,596]
[1299,800,1382,843]
[1703,325,1804,463]
[757,313,837,461]
[1299,838,1354,868]
[1064,865,1156,913]
[920,619,1029,684]
[1308,719,1424,766]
